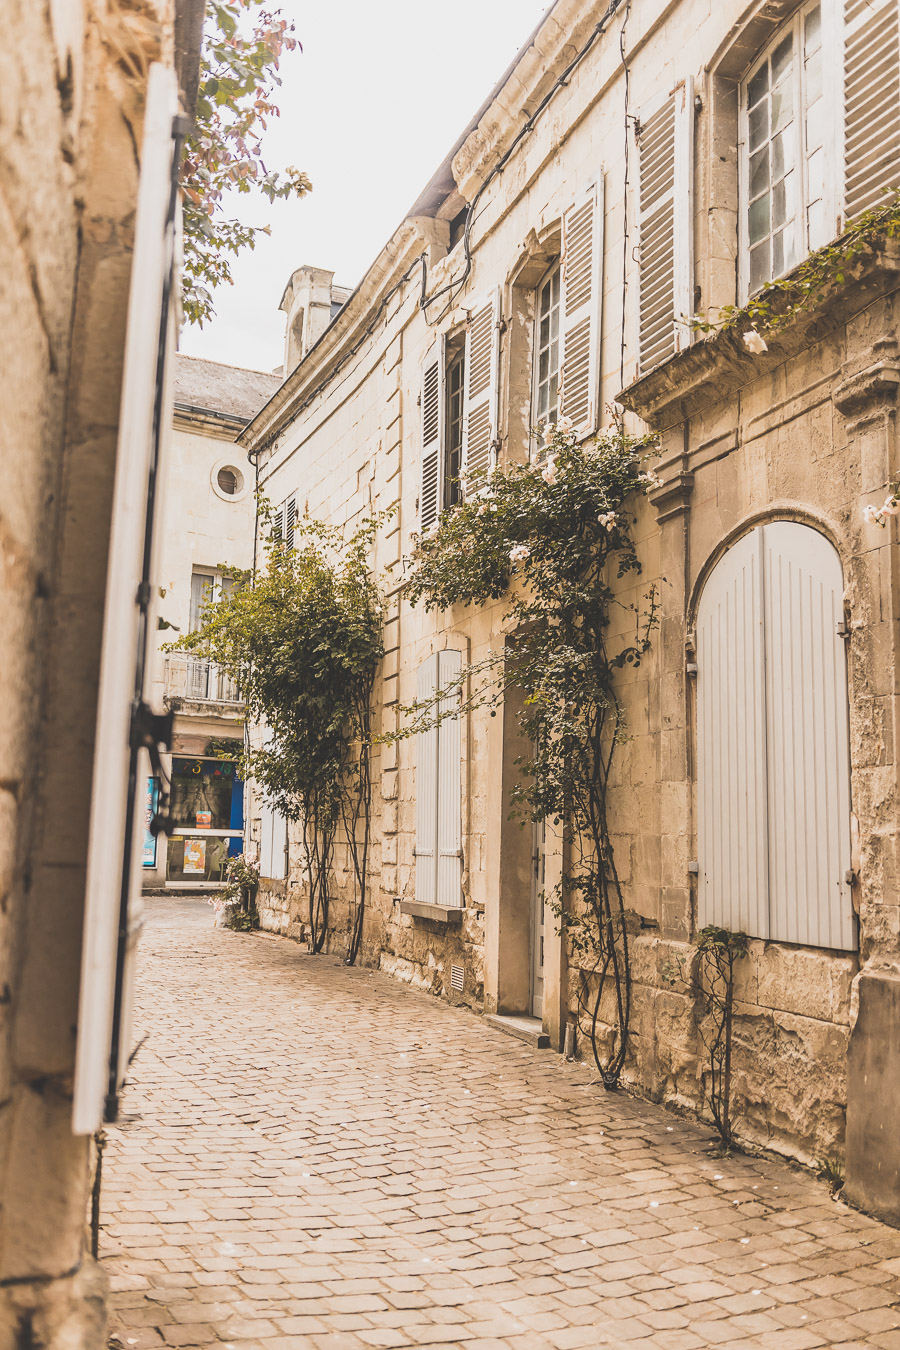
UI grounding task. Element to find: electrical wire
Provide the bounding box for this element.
[618,0,633,403]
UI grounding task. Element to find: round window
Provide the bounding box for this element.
[216,466,243,496]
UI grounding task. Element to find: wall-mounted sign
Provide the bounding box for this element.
[142,777,159,867]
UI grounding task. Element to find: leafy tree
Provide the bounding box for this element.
[404,425,659,1086]
[171,513,385,960]
[182,0,311,327]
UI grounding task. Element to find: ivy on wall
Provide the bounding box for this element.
[403,424,659,1087]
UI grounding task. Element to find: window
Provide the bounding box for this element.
[415,651,462,908]
[216,465,242,495]
[166,756,245,885]
[534,262,561,428]
[696,522,854,950]
[742,2,831,295]
[274,494,297,549]
[444,343,465,510]
[190,569,233,633]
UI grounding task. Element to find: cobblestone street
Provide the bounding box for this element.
[103,898,900,1350]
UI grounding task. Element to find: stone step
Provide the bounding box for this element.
[484,1013,550,1048]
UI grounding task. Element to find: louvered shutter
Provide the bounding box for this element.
[420,345,442,531]
[462,292,500,492]
[637,80,693,373]
[697,530,770,940]
[272,503,284,545]
[843,0,900,220]
[762,523,853,950]
[559,181,603,437]
[415,654,439,904]
[260,801,274,877]
[284,496,297,551]
[436,649,462,907]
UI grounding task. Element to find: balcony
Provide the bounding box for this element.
[164,654,241,706]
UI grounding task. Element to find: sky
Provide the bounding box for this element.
[180,0,551,374]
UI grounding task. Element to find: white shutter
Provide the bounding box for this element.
[762,523,853,950]
[420,345,442,531]
[697,523,854,951]
[259,799,287,880]
[415,654,439,904]
[462,292,500,492]
[436,649,462,907]
[637,80,693,373]
[559,180,603,437]
[697,530,770,940]
[260,801,274,877]
[843,0,900,220]
[72,63,179,1135]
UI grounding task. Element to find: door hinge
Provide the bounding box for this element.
[845,868,858,886]
[837,619,850,640]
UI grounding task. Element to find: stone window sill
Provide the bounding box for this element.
[399,900,463,926]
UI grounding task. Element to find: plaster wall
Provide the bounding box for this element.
[0,1,174,1343]
[247,0,899,1177]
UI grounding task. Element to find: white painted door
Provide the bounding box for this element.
[531,817,546,1018]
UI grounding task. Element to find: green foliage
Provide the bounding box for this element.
[817,1157,845,1195]
[171,510,385,956]
[182,0,311,326]
[204,736,243,760]
[695,926,750,1150]
[405,424,660,1087]
[689,190,900,343]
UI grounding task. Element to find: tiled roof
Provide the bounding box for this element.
[174,353,282,422]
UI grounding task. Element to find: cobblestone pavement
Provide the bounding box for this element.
[103,898,900,1350]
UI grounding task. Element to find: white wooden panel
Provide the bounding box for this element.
[260,801,274,878]
[73,63,178,1135]
[462,292,499,491]
[259,799,287,880]
[415,655,439,904]
[638,81,693,373]
[697,530,769,939]
[762,523,854,949]
[420,345,442,531]
[436,649,462,907]
[560,180,603,437]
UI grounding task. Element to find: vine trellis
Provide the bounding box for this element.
[695,925,749,1150]
[403,424,659,1087]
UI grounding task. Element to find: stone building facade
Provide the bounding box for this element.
[0,2,199,1344]
[241,0,900,1219]
[143,355,278,892]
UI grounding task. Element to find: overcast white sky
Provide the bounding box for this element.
[179,0,551,374]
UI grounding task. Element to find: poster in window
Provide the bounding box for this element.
[195,811,212,829]
[142,777,159,867]
[183,838,206,875]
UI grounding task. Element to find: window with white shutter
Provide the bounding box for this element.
[259,799,287,880]
[415,651,462,907]
[271,495,296,550]
[420,345,442,532]
[462,292,500,492]
[843,0,900,220]
[696,522,854,951]
[637,81,693,373]
[559,181,603,436]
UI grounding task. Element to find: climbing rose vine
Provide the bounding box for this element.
[404,425,659,1086]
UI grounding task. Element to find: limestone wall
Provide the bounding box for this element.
[0,3,175,1344]
[245,0,900,1178]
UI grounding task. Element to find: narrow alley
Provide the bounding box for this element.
[102,901,900,1350]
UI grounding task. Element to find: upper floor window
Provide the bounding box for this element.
[742,1,832,295]
[534,261,561,428]
[444,343,465,510]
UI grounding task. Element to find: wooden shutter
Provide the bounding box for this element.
[420,346,442,531]
[697,530,770,940]
[559,180,603,437]
[697,524,854,951]
[762,523,853,950]
[415,654,439,904]
[462,292,500,492]
[637,80,693,374]
[843,0,900,220]
[436,649,462,907]
[284,496,297,551]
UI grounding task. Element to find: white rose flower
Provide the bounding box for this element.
[556,415,574,435]
[542,457,558,485]
[882,498,900,517]
[863,504,885,525]
[742,329,768,355]
[477,503,489,516]
[541,422,555,446]
[598,511,617,530]
[509,544,531,564]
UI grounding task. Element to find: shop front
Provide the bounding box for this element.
[163,756,244,887]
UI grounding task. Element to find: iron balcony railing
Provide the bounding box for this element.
[163,654,241,705]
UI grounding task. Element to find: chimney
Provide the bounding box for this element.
[279,265,337,375]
